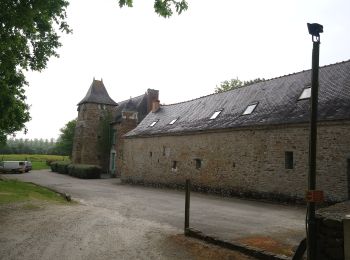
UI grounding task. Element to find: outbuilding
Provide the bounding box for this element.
[122,60,350,203]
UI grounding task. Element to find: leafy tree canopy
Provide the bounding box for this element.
[54,119,76,156]
[0,0,186,145]
[119,0,188,18]
[215,77,265,93]
[0,0,71,144]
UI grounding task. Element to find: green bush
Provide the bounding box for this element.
[57,161,70,174]
[50,161,58,172]
[50,162,101,179]
[69,164,101,179]
[50,161,70,174]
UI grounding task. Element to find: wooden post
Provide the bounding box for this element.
[184,179,191,234]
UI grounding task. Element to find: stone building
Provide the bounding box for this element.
[109,89,159,176]
[122,60,350,203]
[72,78,159,174]
[72,79,117,168]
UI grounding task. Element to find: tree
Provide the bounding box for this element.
[0,1,186,145]
[54,119,76,156]
[97,112,113,171]
[0,1,71,144]
[119,0,188,18]
[215,77,265,93]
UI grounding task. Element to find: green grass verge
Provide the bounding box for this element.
[0,179,69,204]
[0,154,70,170]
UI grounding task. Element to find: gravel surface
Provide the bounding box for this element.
[0,170,306,259]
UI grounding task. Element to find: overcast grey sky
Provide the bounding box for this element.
[16,0,350,140]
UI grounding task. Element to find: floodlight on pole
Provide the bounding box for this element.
[306,22,323,260]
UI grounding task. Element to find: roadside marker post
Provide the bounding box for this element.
[184,179,191,235]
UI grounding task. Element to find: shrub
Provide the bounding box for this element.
[51,161,70,174]
[50,162,101,179]
[69,164,101,179]
[46,160,53,166]
[50,161,58,172]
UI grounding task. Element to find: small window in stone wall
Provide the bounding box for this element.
[149,151,152,157]
[195,159,202,169]
[172,161,177,169]
[285,151,294,169]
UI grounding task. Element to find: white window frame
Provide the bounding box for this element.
[299,87,311,100]
[169,118,178,125]
[242,103,258,115]
[149,120,158,127]
[210,110,222,120]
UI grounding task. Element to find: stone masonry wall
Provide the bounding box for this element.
[122,121,350,202]
[72,103,116,167]
[113,119,137,177]
[315,201,350,260]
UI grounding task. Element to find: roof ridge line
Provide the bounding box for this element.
[117,93,145,104]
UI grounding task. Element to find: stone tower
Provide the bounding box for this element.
[72,79,117,167]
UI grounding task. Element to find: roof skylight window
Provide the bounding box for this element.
[169,118,178,125]
[210,110,222,120]
[149,120,158,127]
[243,103,258,115]
[299,87,311,100]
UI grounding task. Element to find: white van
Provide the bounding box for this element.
[0,161,26,173]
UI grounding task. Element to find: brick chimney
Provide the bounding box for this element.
[147,89,159,113]
[152,100,160,113]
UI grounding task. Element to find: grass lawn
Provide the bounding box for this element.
[0,154,69,170]
[0,178,69,204]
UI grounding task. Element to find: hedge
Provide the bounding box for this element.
[50,162,101,179]
[50,161,70,174]
[67,164,101,179]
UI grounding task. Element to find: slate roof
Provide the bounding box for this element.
[126,60,350,138]
[78,79,117,106]
[114,94,148,123]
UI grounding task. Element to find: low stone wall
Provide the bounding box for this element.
[316,201,350,260]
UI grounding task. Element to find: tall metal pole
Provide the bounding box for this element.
[307,39,320,260]
[306,23,323,260]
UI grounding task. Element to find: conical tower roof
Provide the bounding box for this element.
[78,79,117,106]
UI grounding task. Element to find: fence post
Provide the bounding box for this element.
[184,179,191,234]
[344,215,350,260]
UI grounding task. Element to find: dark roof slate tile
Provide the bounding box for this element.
[78,79,117,106]
[126,60,350,137]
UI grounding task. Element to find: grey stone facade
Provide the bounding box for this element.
[122,60,350,203]
[72,79,159,172]
[72,79,117,168]
[109,89,159,176]
[122,121,350,202]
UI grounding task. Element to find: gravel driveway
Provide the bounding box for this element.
[0,170,306,259]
